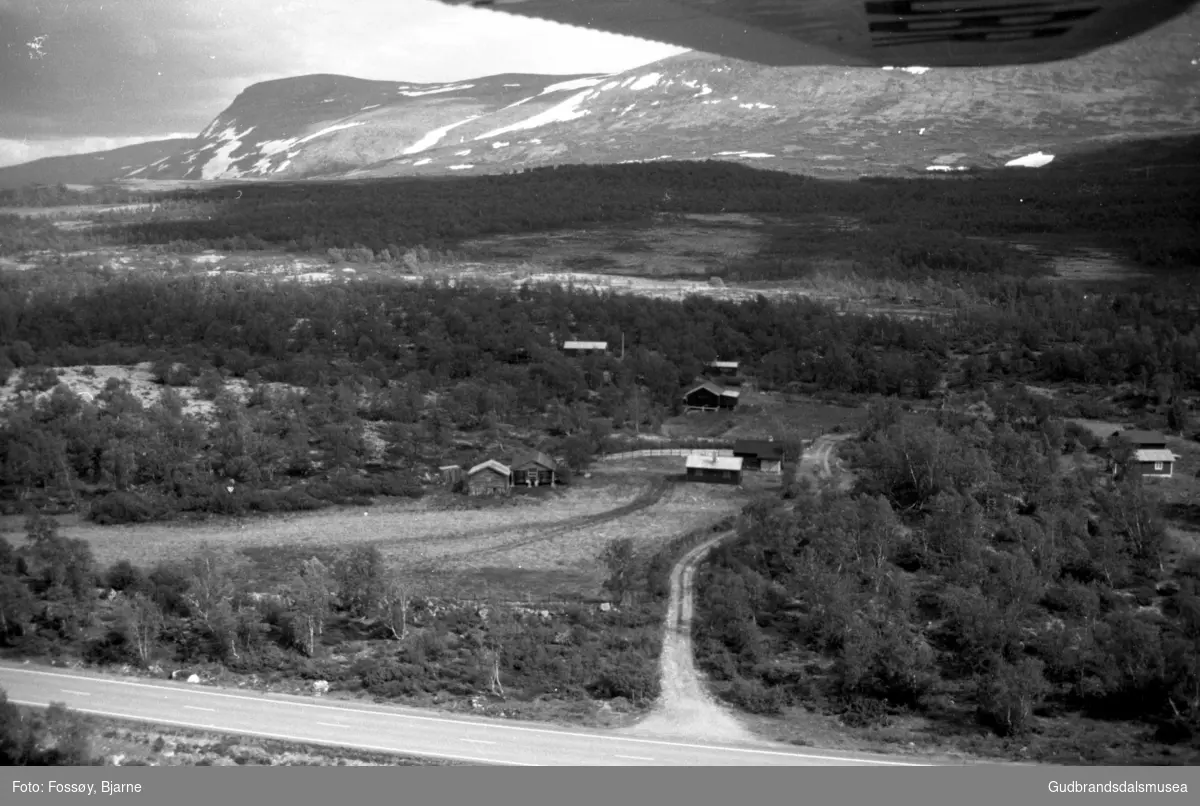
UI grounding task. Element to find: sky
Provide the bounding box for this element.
[0,0,685,167]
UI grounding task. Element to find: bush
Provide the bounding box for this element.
[725,676,785,715]
[88,491,167,525]
[975,658,1049,737]
[104,560,146,592]
[586,656,659,704]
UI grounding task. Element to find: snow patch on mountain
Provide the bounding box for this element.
[200,125,257,180]
[449,164,474,170]
[630,73,663,91]
[413,158,433,166]
[694,85,712,97]
[715,151,774,159]
[492,141,510,149]
[1006,151,1055,167]
[397,84,474,97]
[403,116,481,155]
[540,76,607,94]
[455,149,471,156]
[475,89,593,139]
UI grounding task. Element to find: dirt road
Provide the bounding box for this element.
[623,528,756,743]
[628,433,856,745]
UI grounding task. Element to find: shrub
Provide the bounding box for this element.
[726,676,785,715]
[104,560,146,592]
[586,656,659,704]
[88,491,166,525]
[975,658,1049,737]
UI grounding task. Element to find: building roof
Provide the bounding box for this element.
[684,380,739,399]
[684,381,726,398]
[686,454,744,472]
[438,464,461,471]
[562,340,608,350]
[1120,429,1168,445]
[467,459,511,477]
[733,439,784,460]
[512,450,557,471]
[1133,448,1179,463]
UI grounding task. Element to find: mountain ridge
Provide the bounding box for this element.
[4,9,1198,188]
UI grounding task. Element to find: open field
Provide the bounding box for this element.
[0,456,752,602]
[662,390,868,441]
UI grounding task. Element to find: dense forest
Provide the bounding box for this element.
[693,397,1200,760]
[2,135,1197,274]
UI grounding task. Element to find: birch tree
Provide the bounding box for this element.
[289,558,333,657]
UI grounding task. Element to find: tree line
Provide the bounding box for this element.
[3,136,1196,270]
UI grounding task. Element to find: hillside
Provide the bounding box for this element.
[123,9,1199,182]
[0,138,193,191]
[0,9,1195,189]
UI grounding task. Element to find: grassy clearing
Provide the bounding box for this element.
[662,391,868,442]
[0,472,646,571]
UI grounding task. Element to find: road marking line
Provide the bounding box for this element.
[183,705,216,712]
[4,699,532,767]
[0,668,927,765]
[614,754,655,761]
[462,739,496,745]
[61,689,91,696]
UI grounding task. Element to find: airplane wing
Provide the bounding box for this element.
[438,0,1197,67]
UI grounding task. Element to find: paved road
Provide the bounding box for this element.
[0,663,932,766]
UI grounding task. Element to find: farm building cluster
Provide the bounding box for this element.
[440,451,561,496]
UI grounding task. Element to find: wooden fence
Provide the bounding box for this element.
[599,448,735,462]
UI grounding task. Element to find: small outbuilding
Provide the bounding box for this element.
[682,381,739,411]
[685,453,743,485]
[511,451,559,487]
[1116,430,1179,478]
[562,340,608,355]
[466,459,513,496]
[733,439,784,474]
[707,360,740,377]
[439,465,464,486]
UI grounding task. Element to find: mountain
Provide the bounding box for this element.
[21,9,1198,187]
[0,138,193,190]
